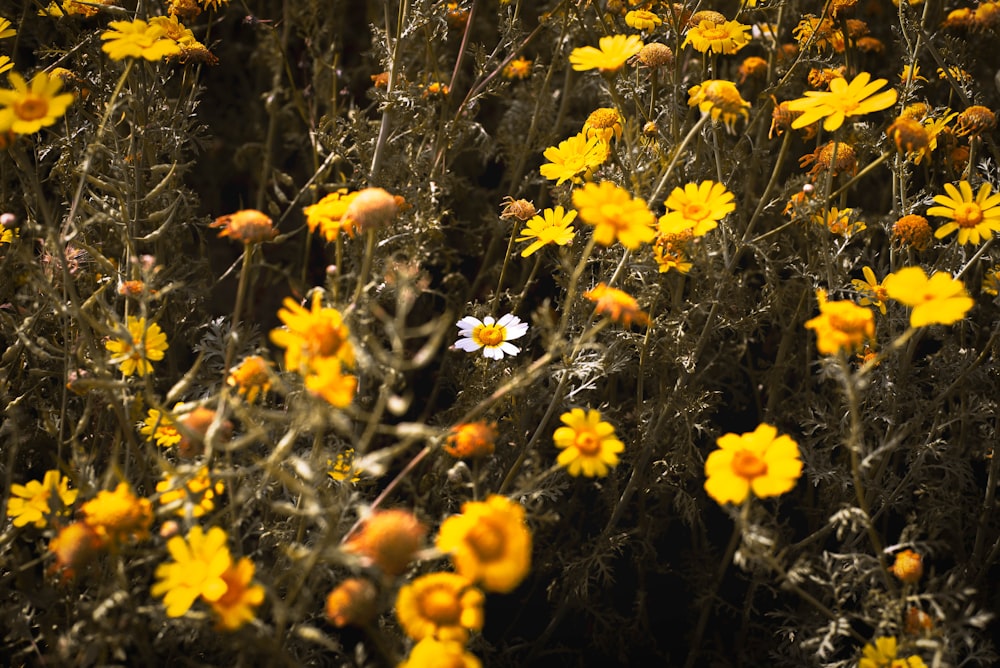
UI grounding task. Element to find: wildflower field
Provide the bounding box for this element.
[2,0,1000,665]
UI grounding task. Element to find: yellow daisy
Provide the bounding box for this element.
[105,316,169,377]
[704,424,802,505]
[804,290,875,356]
[515,206,577,257]
[883,267,973,327]
[553,408,625,477]
[571,181,656,249]
[928,180,1000,245]
[787,72,897,132]
[539,132,608,185]
[659,180,735,236]
[569,34,643,73]
[0,71,74,135]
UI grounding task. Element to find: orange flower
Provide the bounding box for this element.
[445,422,498,458]
[584,283,649,327]
[345,509,427,575]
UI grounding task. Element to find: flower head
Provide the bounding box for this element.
[659,180,735,236]
[400,638,482,668]
[7,470,78,528]
[328,448,362,482]
[209,557,265,630]
[539,132,608,185]
[326,578,378,627]
[582,107,624,143]
[502,56,532,80]
[454,314,528,360]
[891,549,923,584]
[156,466,225,518]
[210,209,276,244]
[270,293,354,372]
[804,290,875,355]
[626,10,662,32]
[140,406,182,447]
[687,80,750,132]
[515,206,576,257]
[572,181,656,249]
[342,187,397,232]
[653,230,694,274]
[81,482,153,548]
[151,525,233,618]
[437,495,532,594]
[704,424,802,505]
[227,355,272,403]
[928,180,1000,245]
[0,71,74,135]
[553,408,625,477]
[304,190,361,241]
[851,266,889,314]
[883,267,973,327]
[892,214,932,250]
[683,19,750,54]
[787,72,897,132]
[304,356,358,407]
[105,316,168,377]
[569,34,643,73]
[584,283,649,327]
[445,422,498,459]
[983,265,1000,296]
[101,19,183,61]
[954,105,995,137]
[346,509,427,576]
[859,637,927,668]
[395,572,485,642]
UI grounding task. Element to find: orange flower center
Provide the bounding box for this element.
[829,313,868,334]
[310,322,344,356]
[701,27,730,42]
[682,203,708,221]
[953,202,983,227]
[466,520,504,560]
[476,324,504,347]
[421,587,462,625]
[15,95,49,121]
[731,450,767,479]
[574,430,602,455]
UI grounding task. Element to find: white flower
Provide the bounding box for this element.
[453,314,529,360]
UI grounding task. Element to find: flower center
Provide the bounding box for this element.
[829,313,868,334]
[15,96,49,122]
[311,322,344,356]
[682,203,708,221]
[701,27,729,42]
[574,430,602,455]
[476,324,504,347]
[421,587,462,624]
[466,521,504,560]
[953,202,983,227]
[731,450,767,479]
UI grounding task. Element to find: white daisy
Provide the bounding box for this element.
[453,314,529,360]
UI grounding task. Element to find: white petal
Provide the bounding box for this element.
[454,337,483,352]
[496,313,519,327]
[503,322,529,340]
[482,346,503,360]
[498,342,521,357]
[456,316,482,331]
[482,316,496,326]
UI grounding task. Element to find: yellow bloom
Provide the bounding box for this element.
[400,638,482,668]
[687,80,750,132]
[653,230,694,274]
[584,282,649,327]
[156,466,225,518]
[859,636,927,668]
[883,267,973,327]
[683,20,750,55]
[625,10,662,31]
[928,180,1000,245]
[328,448,362,482]
[80,482,153,548]
[140,406,182,447]
[553,408,625,478]
[151,526,233,617]
[437,495,532,594]
[851,266,889,314]
[704,424,802,505]
[571,181,656,250]
[6,470,78,528]
[226,355,273,403]
[0,71,74,135]
[502,56,532,80]
[304,356,358,407]
[47,521,102,580]
[659,180,735,236]
[539,132,608,185]
[582,107,624,143]
[815,207,865,236]
[890,549,923,584]
[804,290,875,356]
[569,34,643,73]
[982,265,1000,296]
[209,557,265,631]
[444,422,497,459]
[304,189,361,241]
[100,19,183,62]
[395,572,485,642]
[892,214,932,250]
[105,316,169,377]
[0,56,11,76]
[0,18,14,39]
[515,206,577,257]
[787,72,897,132]
[269,293,354,373]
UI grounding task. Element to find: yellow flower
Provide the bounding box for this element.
[304,189,361,241]
[659,180,735,236]
[80,482,153,548]
[582,107,624,143]
[226,355,272,403]
[0,18,14,39]
[395,572,485,642]
[814,207,866,236]
[571,181,656,249]
[346,509,427,576]
[151,526,233,618]
[539,132,608,185]
[140,406,182,447]
[683,20,750,55]
[0,71,74,135]
[890,549,923,584]
[105,316,169,377]
[437,495,532,594]
[793,16,842,52]
[928,180,1000,245]
[100,19,184,62]
[883,267,973,327]
[515,206,577,257]
[553,408,625,478]
[269,293,354,373]
[47,521,103,580]
[859,636,927,668]
[400,638,482,668]
[444,422,497,459]
[687,80,750,132]
[209,557,265,631]
[6,470,78,528]
[851,266,889,314]
[625,10,662,31]
[328,448,362,482]
[584,283,649,327]
[653,230,694,274]
[0,56,11,76]
[569,34,643,73]
[787,72,897,132]
[892,214,932,250]
[704,424,802,505]
[156,466,225,518]
[502,56,532,80]
[804,290,875,356]
[982,265,1000,296]
[304,356,358,407]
